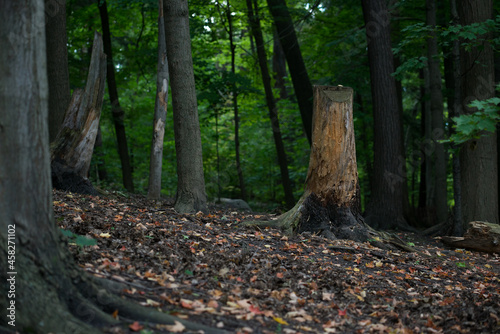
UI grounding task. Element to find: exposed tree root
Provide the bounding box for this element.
[245,193,417,253]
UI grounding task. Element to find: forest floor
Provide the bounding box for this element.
[54,189,500,334]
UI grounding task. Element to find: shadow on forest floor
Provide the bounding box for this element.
[54,189,500,334]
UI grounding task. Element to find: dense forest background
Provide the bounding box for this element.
[61,0,499,227]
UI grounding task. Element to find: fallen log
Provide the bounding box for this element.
[441,221,500,253]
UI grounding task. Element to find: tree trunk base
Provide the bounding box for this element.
[248,192,416,252]
[10,234,227,333]
[51,158,98,195]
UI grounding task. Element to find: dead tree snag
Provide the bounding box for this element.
[256,86,371,242]
[50,32,106,195]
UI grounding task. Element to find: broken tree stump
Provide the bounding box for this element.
[441,221,500,253]
[245,85,416,251]
[251,86,373,241]
[50,32,106,195]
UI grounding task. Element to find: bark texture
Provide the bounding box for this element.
[266,0,313,145]
[458,0,498,225]
[45,0,71,143]
[98,0,135,192]
[164,0,208,213]
[50,32,106,196]
[426,0,448,224]
[148,0,169,200]
[441,222,500,253]
[227,1,247,201]
[362,0,409,230]
[274,86,373,241]
[247,0,295,209]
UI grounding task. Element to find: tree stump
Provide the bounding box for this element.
[264,86,374,241]
[50,32,106,195]
[441,221,500,253]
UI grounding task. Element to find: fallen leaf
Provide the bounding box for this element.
[163,321,185,332]
[273,317,289,325]
[129,321,143,331]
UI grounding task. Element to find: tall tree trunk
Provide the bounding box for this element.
[445,0,463,236]
[246,0,295,208]
[426,0,448,224]
[458,0,498,225]
[163,0,208,213]
[227,0,247,201]
[45,0,71,142]
[266,0,313,145]
[98,0,135,192]
[147,0,169,200]
[273,29,289,100]
[361,0,410,230]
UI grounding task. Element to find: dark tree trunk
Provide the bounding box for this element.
[445,0,463,236]
[45,0,71,143]
[50,32,107,196]
[266,0,313,145]
[163,0,208,213]
[458,0,498,225]
[98,0,135,193]
[227,0,247,201]
[426,0,448,224]
[0,3,228,333]
[148,0,169,200]
[273,29,288,100]
[246,0,295,209]
[361,0,410,230]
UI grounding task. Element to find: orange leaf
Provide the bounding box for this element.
[129,321,143,331]
[249,305,264,314]
[181,299,194,309]
[112,309,119,319]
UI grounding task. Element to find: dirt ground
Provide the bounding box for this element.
[53,190,500,334]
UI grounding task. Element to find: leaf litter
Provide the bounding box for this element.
[54,190,500,333]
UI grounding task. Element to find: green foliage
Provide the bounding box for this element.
[60,229,97,247]
[444,85,500,145]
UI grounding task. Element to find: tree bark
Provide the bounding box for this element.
[259,86,381,244]
[98,0,135,193]
[273,28,289,101]
[45,0,71,143]
[0,3,227,333]
[227,0,247,201]
[441,221,500,253]
[246,0,295,209]
[50,31,107,196]
[266,0,313,145]
[426,0,448,224]
[446,0,464,236]
[147,0,169,200]
[458,0,498,225]
[163,0,208,213]
[361,0,410,230]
